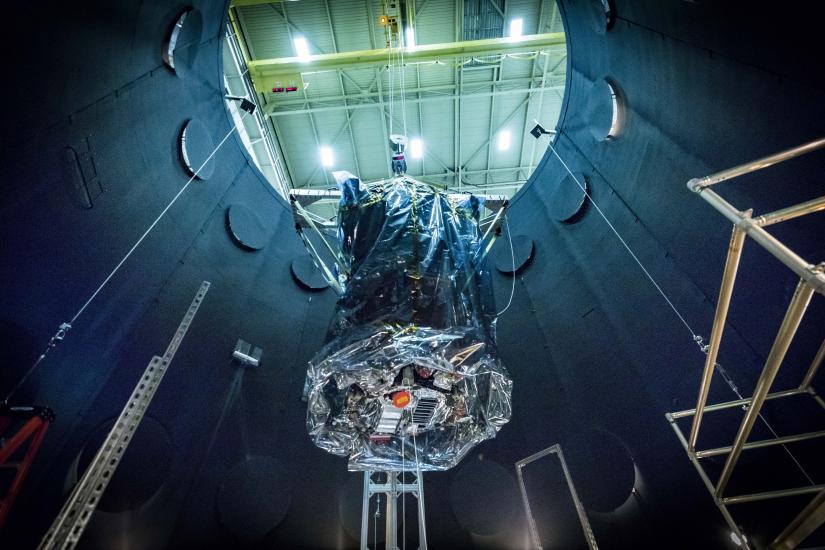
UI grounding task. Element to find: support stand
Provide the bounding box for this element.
[669,137,825,550]
[361,470,427,550]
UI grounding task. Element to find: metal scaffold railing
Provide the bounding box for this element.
[666,136,825,550]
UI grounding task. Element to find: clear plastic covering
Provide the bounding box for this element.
[305,172,512,471]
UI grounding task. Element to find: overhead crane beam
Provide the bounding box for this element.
[230,0,291,6]
[261,72,556,111]
[247,32,566,93]
[266,84,565,117]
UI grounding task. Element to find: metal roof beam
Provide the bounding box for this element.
[487,0,505,19]
[266,3,328,56]
[263,74,563,112]
[527,37,553,177]
[324,0,362,182]
[247,32,566,92]
[266,85,563,117]
[364,0,392,179]
[231,0,291,5]
[375,68,393,178]
[276,1,329,188]
[416,0,430,19]
[461,95,531,170]
[301,118,353,187]
[516,0,544,175]
[485,62,502,187]
[417,63,425,175]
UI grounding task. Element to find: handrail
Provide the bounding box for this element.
[757,195,825,226]
[689,187,825,294]
[688,136,825,191]
[686,138,825,295]
[677,136,825,548]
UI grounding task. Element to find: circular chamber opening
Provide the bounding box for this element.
[163,8,203,77]
[600,0,616,30]
[494,234,535,273]
[606,79,624,140]
[226,204,269,250]
[587,78,625,141]
[221,0,568,212]
[547,171,589,222]
[566,428,637,513]
[179,119,216,179]
[291,255,329,290]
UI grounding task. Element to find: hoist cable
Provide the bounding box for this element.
[3,114,245,403]
[545,135,814,485]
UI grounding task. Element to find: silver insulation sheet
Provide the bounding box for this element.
[306,174,512,471]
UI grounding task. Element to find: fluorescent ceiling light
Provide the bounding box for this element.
[410,138,423,159]
[405,27,416,51]
[293,36,310,60]
[320,146,334,167]
[509,18,523,38]
[497,130,511,151]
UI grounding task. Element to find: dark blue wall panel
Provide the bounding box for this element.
[2,0,824,548]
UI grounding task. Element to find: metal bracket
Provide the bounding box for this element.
[232,338,262,368]
[38,281,210,550]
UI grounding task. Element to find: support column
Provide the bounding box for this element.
[386,472,398,550]
[715,279,815,496]
[360,469,428,550]
[689,224,747,451]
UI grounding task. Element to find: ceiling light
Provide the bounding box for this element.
[405,27,416,51]
[509,18,523,38]
[320,146,334,167]
[293,36,310,60]
[497,130,511,151]
[410,138,423,159]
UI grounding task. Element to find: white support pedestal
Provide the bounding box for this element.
[360,470,428,550]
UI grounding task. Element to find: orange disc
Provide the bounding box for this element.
[392,391,411,408]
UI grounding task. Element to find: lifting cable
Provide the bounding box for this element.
[387,42,395,137]
[548,141,699,341]
[412,428,423,548]
[373,491,380,548]
[399,31,408,138]
[3,113,247,404]
[386,23,409,141]
[402,433,406,550]
[545,136,815,485]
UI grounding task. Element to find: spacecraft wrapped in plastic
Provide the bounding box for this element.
[305,172,512,471]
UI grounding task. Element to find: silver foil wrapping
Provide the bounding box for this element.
[305,173,512,471]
